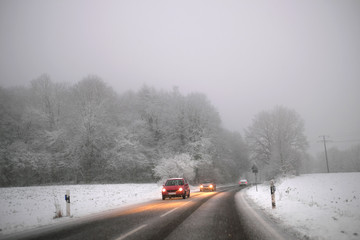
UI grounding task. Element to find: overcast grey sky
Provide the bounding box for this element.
[1,0,360,155]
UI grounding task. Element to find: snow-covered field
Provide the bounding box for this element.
[246,172,360,240]
[0,183,164,236]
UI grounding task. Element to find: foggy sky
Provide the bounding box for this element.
[1,0,360,155]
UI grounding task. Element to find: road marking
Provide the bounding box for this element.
[160,207,179,217]
[115,224,147,240]
[160,201,191,218]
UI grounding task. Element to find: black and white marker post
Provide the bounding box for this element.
[270,180,276,209]
[65,190,70,216]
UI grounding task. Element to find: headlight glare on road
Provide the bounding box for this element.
[179,187,183,192]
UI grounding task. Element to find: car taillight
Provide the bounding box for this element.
[179,187,183,191]
[162,188,166,192]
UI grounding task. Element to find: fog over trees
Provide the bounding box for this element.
[1,76,359,187]
[1,1,359,188]
[309,145,360,174]
[245,106,309,179]
[0,75,249,186]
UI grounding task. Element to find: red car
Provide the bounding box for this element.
[162,178,190,200]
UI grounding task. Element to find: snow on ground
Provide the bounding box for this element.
[1,174,360,240]
[245,172,360,240]
[0,183,173,236]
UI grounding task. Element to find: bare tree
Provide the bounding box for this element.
[30,74,56,130]
[246,106,308,179]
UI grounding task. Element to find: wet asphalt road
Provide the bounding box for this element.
[1,185,297,240]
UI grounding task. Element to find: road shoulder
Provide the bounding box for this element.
[235,189,302,240]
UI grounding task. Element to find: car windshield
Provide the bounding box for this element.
[165,179,184,186]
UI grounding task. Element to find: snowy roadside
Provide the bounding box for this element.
[0,183,192,236]
[245,173,360,240]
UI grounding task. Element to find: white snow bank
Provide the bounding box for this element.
[246,172,360,240]
[0,183,165,235]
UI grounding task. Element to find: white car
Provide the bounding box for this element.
[239,179,248,186]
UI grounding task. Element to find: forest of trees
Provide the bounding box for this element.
[2,75,357,187]
[0,75,249,187]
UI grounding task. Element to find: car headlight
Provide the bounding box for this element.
[210,185,213,188]
[162,188,166,192]
[179,187,183,191]
[200,185,203,188]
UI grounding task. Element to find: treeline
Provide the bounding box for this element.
[306,145,360,173]
[0,75,249,187]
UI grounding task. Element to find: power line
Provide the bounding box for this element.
[331,139,360,143]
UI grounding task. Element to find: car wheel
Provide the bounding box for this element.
[162,196,165,200]
[188,191,190,198]
[183,193,186,199]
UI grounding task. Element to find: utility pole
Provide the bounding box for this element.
[319,135,330,173]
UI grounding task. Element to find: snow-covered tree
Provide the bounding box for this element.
[153,154,197,182]
[0,77,250,186]
[69,76,118,182]
[246,106,308,179]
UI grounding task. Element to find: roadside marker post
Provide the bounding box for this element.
[270,180,276,209]
[65,190,70,216]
